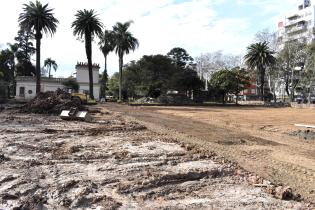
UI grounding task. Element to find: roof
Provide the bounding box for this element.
[75,62,100,69]
[16,76,67,83]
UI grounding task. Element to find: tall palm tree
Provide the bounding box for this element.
[98,30,115,98]
[72,9,103,100]
[19,1,58,94]
[244,41,276,101]
[112,21,139,101]
[44,58,58,78]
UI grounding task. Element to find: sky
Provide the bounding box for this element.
[0,0,303,78]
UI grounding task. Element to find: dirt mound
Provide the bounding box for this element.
[21,89,83,114]
[157,94,194,105]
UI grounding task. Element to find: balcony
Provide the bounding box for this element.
[285,24,307,34]
[285,19,305,27]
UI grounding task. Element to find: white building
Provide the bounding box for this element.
[277,0,314,49]
[16,62,101,100]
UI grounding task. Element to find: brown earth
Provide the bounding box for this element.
[105,104,315,204]
[0,105,313,209]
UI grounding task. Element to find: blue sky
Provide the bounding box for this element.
[0,0,301,77]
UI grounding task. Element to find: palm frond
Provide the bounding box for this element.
[18,0,59,36]
[71,9,103,39]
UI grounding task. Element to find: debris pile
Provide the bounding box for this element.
[290,129,315,140]
[21,89,83,114]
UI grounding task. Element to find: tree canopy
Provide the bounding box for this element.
[167,47,194,69]
[210,68,250,104]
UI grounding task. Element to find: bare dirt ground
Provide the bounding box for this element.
[0,106,312,209]
[106,104,315,205]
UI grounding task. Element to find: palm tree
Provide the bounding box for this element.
[44,58,58,78]
[244,41,276,101]
[72,9,103,100]
[112,21,139,101]
[98,30,115,98]
[19,1,59,94]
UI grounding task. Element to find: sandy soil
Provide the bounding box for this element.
[0,106,311,209]
[106,104,315,204]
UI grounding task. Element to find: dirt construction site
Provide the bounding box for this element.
[0,103,315,209]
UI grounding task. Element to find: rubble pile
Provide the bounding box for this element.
[290,129,315,140]
[21,89,82,114]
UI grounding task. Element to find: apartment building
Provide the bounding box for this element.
[277,0,314,49]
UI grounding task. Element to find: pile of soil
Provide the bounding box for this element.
[157,94,194,105]
[21,89,83,114]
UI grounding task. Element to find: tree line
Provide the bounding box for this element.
[106,47,203,100]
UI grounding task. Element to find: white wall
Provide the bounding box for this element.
[16,81,36,100]
[79,84,100,100]
[76,66,99,84]
[43,83,64,92]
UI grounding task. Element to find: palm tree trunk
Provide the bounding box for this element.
[35,32,42,94]
[119,54,123,101]
[85,33,94,100]
[104,56,107,99]
[48,66,51,78]
[260,68,265,101]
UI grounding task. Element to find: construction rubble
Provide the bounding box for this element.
[21,89,83,114]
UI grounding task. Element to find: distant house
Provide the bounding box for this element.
[239,78,272,101]
[15,62,101,100]
[239,79,259,100]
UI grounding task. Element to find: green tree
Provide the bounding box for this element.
[107,72,120,98]
[44,58,57,78]
[167,47,194,69]
[13,28,36,77]
[98,30,115,98]
[14,28,35,62]
[172,69,203,98]
[112,21,139,101]
[123,55,176,97]
[244,42,276,101]
[0,49,15,82]
[62,79,79,92]
[19,0,59,94]
[210,69,250,104]
[72,9,103,99]
[16,60,35,76]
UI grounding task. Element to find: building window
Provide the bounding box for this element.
[244,89,248,94]
[28,90,33,94]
